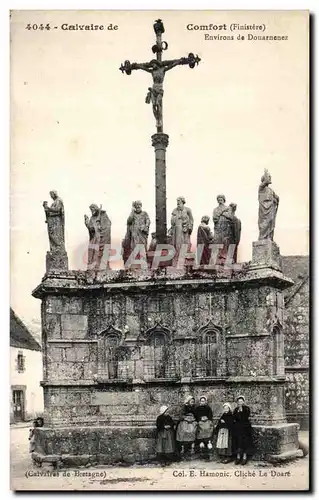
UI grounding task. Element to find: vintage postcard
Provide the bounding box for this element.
[10,10,309,491]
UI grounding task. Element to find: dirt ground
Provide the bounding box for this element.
[10,425,309,491]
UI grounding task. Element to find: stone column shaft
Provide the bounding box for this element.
[151,133,169,244]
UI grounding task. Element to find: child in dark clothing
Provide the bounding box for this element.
[28,420,37,453]
[233,396,253,465]
[29,417,44,465]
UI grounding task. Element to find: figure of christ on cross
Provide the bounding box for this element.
[119,20,201,246]
[131,58,191,132]
[120,53,200,132]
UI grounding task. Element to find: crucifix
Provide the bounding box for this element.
[120,19,201,245]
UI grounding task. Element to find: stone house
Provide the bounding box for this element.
[282,256,309,429]
[10,308,43,422]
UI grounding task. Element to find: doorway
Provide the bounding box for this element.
[12,388,25,422]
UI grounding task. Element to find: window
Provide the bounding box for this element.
[204,332,218,376]
[17,351,25,373]
[151,332,167,378]
[105,333,120,379]
[273,326,284,376]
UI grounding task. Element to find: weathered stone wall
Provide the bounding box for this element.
[282,256,309,429]
[38,271,289,429]
[42,382,286,428]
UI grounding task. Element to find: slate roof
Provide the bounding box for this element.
[10,308,41,351]
[282,255,309,283]
[282,255,309,306]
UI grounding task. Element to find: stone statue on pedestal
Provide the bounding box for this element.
[170,196,193,258]
[147,232,157,267]
[212,194,233,263]
[258,169,279,241]
[197,216,214,265]
[84,204,111,270]
[124,200,150,255]
[43,191,65,251]
[229,203,241,263]
[43,190,68,271]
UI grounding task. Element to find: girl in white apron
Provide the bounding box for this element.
[156,406,175,465]
[215,403,234,463]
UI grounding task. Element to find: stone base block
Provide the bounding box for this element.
[33,426,157,466]
[33,422,300,466]
[251,240,282,271]
[252,423,299,460]
[46,251,69,272]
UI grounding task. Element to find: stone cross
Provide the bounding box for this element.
[120,19,201,244]
[209,293,212,318]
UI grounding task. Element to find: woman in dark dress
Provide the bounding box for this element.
[195,396,213,421]
[176,412,198,459]
[233,395,253,465]
[195,396,214,458]
[182,395,196,418]
[156,405,175,465]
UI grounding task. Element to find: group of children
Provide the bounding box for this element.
[156,395,253,465]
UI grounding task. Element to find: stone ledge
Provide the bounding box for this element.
[47,339,98,344]
[266,449,302,463]
[40,375,287,388]
[225,332,270,338]
[224,376,286,384]
[32,267,293,299]
[40,379,96,387]
[285,365,309,373]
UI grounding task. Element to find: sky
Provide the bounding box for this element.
[10,10,309,331]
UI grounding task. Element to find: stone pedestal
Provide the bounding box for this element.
[32,261,300,466]
[46,250,68,272]
[252,240,282,271]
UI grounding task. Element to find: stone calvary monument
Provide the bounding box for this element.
[32,20,300,466]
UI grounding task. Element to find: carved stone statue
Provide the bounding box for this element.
[124,201,150,258]
[84,204,111,270]
[197,215,214,265]
[147,232,157,267]
[43,191,65,252]
[121,237,131,266]
[212,194,233,263]
[258,169,279,241]
[170,196,194,258]
[229,203,241,263]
